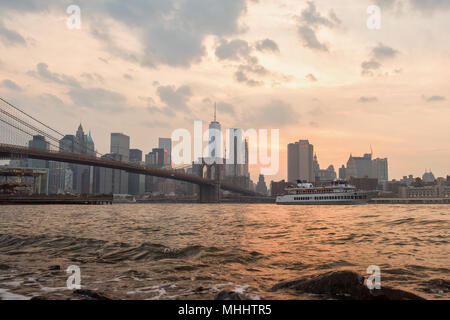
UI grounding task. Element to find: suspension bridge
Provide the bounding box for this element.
[0,97,261,202]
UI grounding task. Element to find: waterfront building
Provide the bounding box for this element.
[256,174,268,195]
[110,133,130,194]
[128,149,145,195]
[422,170,436,183]
[158,138,172,167]
[28,135,49,169]
[287,140,314,183]
[341,150,388,182]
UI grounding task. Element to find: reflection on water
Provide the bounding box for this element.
[0,204,448,299]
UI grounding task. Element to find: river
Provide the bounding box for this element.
[0,204,448,300]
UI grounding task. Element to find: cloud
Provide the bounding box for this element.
[423,95,446,102]
[234,70,263,87]
[215,38,272,86]
[217,102,236,115]
[101,0,247,68]
[215,38,252,61]
[68,87,127,113]
[245,100,299,127]
[358,96,378,103]
[410,0,450,12]
[361,43,399,77]
[156,84,192,111]
[237,63,268,76]
[81,73,104,83]
[1,79,22,91]
[375,0,450,14]
[372,43,399,60]
[306,73,318,82]
[361,59,381,76]
[297,25,328,51]
[255,39,279,53]
[296,1,341,52]
[28,63,81,87]
[0,20,26,46]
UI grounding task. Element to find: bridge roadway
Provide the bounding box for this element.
[0,143,259,198]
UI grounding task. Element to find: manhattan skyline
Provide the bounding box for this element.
[0,1,449,182]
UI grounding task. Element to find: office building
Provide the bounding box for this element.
[208,103,222,159]
[287,140,314,183]
[110,133,130,194]
[128,149,145,195]
[158,138,172,167]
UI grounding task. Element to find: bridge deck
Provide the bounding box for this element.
[0,143,260,197]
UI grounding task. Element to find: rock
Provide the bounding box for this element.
[419,279,450,294]
[0,264,10,270]
[270,271,364,296]
[214,290,243,300]
[73,289,111,300]
[270,270,425,300]
[48,265,61,271]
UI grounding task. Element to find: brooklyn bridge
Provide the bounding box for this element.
[0,97,262,202]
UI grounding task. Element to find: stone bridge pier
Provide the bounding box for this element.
[197,160,222,203]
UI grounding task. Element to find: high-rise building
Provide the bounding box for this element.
[339,165,346,180]
[346,153,373,178]
[128,149,145,195]
[111,133,130,160]
[256,174,268,195]
[110,133,130,194]
[158,138,172,167]
[313,153,336,183]
[208,103,222,159]
[226,128,248,177]
[28,135,49,169]
[372,158,388,182]
[342,151,388,182]
[287,140,314,183]
[73,124,95,194]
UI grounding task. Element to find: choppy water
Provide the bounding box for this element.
[0,204,449,300]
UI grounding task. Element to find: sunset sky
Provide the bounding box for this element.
[0,0,449,182]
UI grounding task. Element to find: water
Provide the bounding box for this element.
[0,204,448,300]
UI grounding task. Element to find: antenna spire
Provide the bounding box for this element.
[214,102,217,122]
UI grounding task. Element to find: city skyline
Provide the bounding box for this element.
[0,1,449,181]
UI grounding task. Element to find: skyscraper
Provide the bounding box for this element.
[28,135,49,169]
[208,103,222,159]
[158,138,172,167]
[226,128,247,177]
[110,133,130,194]
[287,140,314,183]
[256,174,268,195]
[128,149,145,195]
[372,158,388,182]
[346,153,373,179]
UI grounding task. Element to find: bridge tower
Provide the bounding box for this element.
[197,159,221,203]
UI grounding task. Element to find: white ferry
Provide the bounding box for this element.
[276,180,370,205]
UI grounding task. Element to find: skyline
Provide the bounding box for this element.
[0,1,449,181]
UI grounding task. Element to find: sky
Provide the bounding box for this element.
[0,0,449,182]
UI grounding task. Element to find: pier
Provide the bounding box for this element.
[370,198,450,204]
[0,195,113,205]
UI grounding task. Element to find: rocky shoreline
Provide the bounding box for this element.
[21,270,449,300]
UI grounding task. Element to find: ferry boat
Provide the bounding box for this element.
[276,180,370,205]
